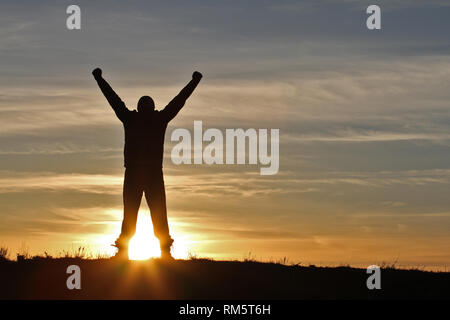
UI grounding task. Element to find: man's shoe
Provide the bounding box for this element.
[111,239,129,260]
[161,250,174,260]
[111,249,128,260]
[160,238,174,260]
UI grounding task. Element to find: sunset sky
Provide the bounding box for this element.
[1,0,450,268]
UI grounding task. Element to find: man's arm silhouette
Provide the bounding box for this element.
[92,68,129,121]
[162,71,202,122]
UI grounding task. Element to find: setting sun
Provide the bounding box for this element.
[128,212,188,260]
[128,233,160,260]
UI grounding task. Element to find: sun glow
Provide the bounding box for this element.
[128,212,189,260]
[128,232,161,260]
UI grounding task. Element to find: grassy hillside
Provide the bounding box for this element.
[0,256,449,299]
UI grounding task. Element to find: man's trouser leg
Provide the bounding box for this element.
[144,170,173,253]
[118,168,143,248]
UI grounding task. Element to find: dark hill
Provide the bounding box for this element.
[0,258,448,299]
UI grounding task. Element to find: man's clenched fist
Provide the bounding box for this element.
[192,71,202,81]
[92,68,102,79]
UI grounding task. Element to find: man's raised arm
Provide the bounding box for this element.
[162,71,202,122]
[92,68,129,121]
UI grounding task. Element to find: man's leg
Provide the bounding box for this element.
[144,170,173,258]
[115,168,143,256]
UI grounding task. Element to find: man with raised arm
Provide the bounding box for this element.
[92,68,203,259]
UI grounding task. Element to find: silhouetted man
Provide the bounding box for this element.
[92,68,202,259]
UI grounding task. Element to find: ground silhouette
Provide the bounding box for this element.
[0,257,449,299]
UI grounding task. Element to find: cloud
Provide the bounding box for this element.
[0,172,122,194]
[285,131,450,143]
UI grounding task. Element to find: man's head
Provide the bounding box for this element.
[137,96,155,114]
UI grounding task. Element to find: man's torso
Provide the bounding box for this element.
[122,110,168,168]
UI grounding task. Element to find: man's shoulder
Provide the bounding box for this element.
[126,109,138,116]
[155,109,169,123]
[120,109,137,123]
